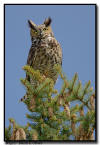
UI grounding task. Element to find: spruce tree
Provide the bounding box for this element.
[5,65,95,141]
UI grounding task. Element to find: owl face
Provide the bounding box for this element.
[28,17,53,38]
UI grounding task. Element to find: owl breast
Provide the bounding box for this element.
[28,35,62,83]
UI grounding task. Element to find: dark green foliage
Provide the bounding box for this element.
[5,125,12,140]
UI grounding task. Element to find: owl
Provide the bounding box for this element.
[27,17,62,84]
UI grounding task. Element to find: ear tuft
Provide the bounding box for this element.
[44,17,52,27]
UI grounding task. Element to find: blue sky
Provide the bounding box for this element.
[5,5,95,127]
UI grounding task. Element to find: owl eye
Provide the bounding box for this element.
[35,30,38,34]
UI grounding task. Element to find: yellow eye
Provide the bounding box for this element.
[35,30,38,34]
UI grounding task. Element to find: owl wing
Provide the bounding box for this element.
[47,37,62,65]
[26,46,36,81]
[27,46,36,66]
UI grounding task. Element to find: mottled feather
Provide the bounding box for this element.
[27,17,62,83]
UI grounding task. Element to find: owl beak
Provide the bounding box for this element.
[28,20,39,32]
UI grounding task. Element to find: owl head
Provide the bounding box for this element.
[28,17,53,38]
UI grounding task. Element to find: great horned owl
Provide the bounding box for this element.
[27,17,62,83]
